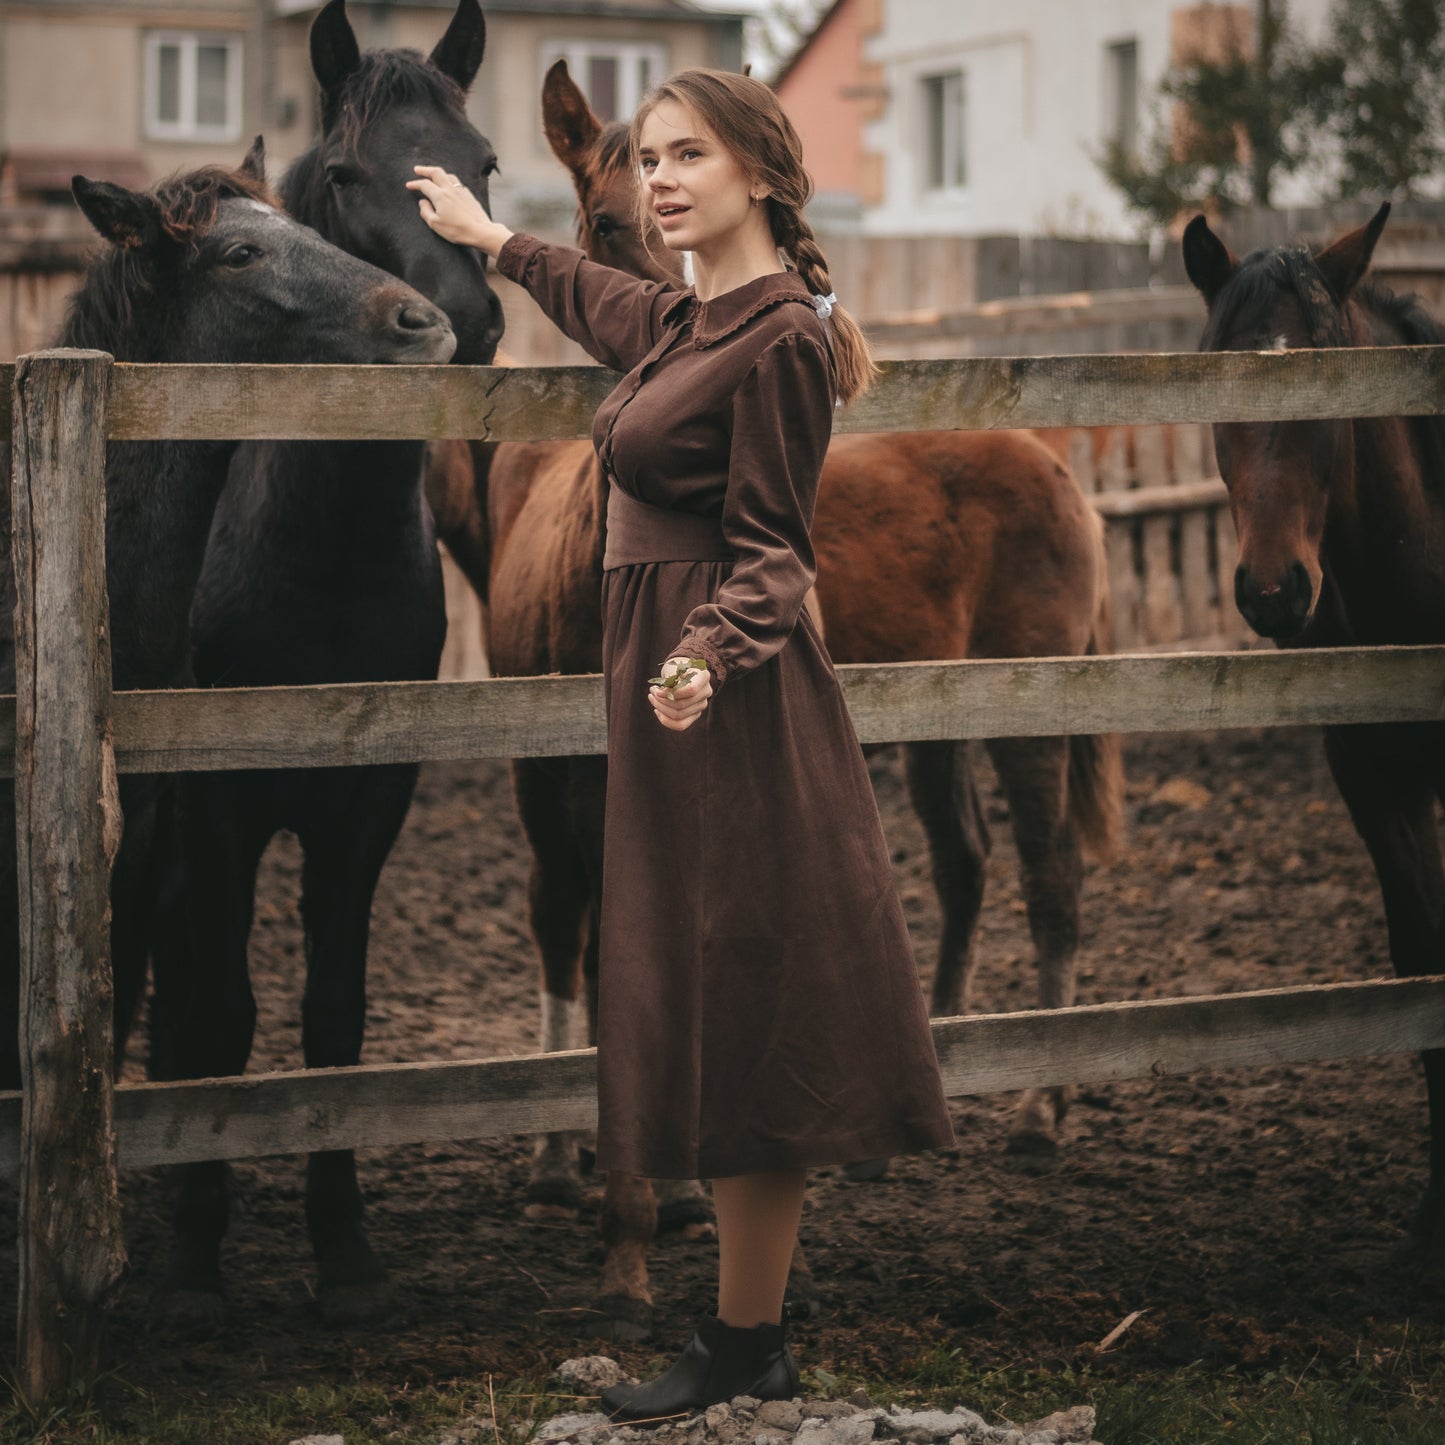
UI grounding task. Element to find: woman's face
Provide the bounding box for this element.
[637,99,759,257]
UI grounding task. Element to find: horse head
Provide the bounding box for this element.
[541,59,685,286]
[287,0,504,364]
[66,137,455,366]
[1184,203,1391,639]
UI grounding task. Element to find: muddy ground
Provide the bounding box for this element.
[1,726,1439,1407]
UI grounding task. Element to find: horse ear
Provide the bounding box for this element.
[1314,201,1391,302]
[71,176,163,251]
[311,0,362,96]
[1182,214,1236,305]
[542,59,602,174]
[429,0,486,92]
[239,135,267,183]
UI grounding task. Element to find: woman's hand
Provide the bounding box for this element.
[649,656,713,733]
[406,165,512,257]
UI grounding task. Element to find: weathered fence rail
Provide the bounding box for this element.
[0,644,1438,776]
[1,976,1440,1181]
[7,344,1445,1404]
[6,346,1445,444]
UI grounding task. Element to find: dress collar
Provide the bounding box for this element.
[661,270,816,349]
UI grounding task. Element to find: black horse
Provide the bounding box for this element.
[1185,203,1445,1279]
[153,0,503,1327]
[0,144,454,1088]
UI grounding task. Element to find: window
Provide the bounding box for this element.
[1106,39,1139,157]
[540,41,667,124]
[144,32,243,142]
[922,70,965,191]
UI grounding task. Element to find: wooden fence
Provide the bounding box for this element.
[4,345,1445,1403]
[4,221,1435,661]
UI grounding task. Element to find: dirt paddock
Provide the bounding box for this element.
[0,725,1439,1402]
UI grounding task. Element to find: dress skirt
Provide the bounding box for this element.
[594,488,955,1180]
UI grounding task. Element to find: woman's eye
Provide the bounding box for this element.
[681,148,701,161]
[223,244,260,268]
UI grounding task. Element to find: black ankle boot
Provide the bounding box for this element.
[601,1313,799,1423]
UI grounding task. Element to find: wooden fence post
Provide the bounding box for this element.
[10,349,124,1402]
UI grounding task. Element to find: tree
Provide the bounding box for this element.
[1296,0,1445,199]
[1096,0,1311,226]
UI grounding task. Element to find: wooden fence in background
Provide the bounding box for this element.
[5,344,1445,1403]
[7,210,1443,664]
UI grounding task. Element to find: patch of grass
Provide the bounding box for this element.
[0,1337,1442,1444]
[0,1366,591,1445]
[817,1334,1445,1445]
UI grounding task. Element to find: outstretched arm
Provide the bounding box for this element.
[409,165,680,374]
[408,164,512,256]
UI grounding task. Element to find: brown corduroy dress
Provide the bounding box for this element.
[497,234,954,1180]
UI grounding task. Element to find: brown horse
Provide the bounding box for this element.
[1185,203,1445,1277]
[426,61,1122,1328]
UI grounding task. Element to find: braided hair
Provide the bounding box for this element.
[628,68,878,405]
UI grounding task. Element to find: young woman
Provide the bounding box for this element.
[409,68,953,1421]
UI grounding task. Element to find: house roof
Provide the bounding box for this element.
[275,0,748,21]
[771,0,847,91]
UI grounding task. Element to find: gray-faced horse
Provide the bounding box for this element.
[1185,202,1445,1276]
[152,0,501,1328]
[0,145,453,1090]
[424,61,1122,1332]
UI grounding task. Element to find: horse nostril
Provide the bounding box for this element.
[396,300,442,331]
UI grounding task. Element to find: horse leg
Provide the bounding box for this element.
[906,740,992,1016]
[597,1169,658,1341]
[108,777,165,1069]
[987,735,1083,1168]
[514,757,594,1218]
[1326,728,1445,1273]
[296,765,415,1326]
[151,773,269,1331]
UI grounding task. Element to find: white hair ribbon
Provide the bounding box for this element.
[811,291,837,320]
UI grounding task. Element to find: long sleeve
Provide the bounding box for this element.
[497,233,680,375]
[670,331,834,691]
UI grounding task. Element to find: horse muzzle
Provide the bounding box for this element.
[1235,560,1315,639]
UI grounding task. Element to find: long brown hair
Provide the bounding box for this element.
[628,67,877,405]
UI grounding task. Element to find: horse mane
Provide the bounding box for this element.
[59,165,278,357]
[1203,239,1445,491]
[1200,245,1351,350]
[1356,276,1445,492]
[573,121,634,245]
[593,121,632,181]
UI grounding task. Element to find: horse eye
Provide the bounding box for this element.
[480,158,499,179]
[593,214,617,239]
[223,244,260,268]
[325,165,357,190]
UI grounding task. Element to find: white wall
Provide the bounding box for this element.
[862,0,1333,239]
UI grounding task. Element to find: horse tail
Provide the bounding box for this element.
[1067,516,1124,862]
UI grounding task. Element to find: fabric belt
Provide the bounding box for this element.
[603,484,734,569]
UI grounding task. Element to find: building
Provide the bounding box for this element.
[0,0,744,228]
[775,0,1338,239]
[773,0,866,231]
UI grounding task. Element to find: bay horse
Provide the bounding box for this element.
[1185,203,1445,1276]
[151,0,502,1328]
[0,144,454,1094]
[425,61,1122,1332]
